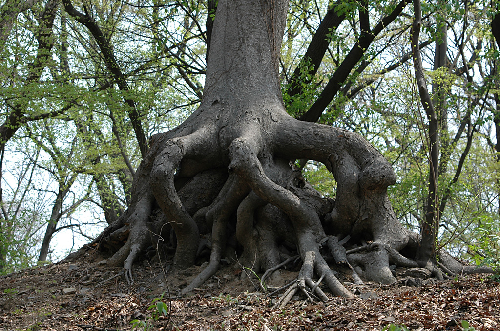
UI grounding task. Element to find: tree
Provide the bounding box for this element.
[0,0,60,153]
[27,121,91,262]
[0,0,209,271]
[408,0,496,272]
[61,0,149,157]
[62,0,492,300]
[0,144,44,272]
[0,0,62,272]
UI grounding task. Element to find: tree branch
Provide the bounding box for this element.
[343,40,432,100]
[286,1,346,100]
[300,0,411,122]
[62,0,148,158]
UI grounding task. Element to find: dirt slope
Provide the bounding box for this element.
[0,249,498,330]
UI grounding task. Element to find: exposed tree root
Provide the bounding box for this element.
[229,137,354,297]
[326,236,363,284]
[274,252,332,308]
[439,250,494,275]
[72,106,492,299]
[79,106,492,298]
[181,174,249,295]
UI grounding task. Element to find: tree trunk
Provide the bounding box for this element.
[411,0,440,267]
[38,189,65,262]
[492,13,500,215]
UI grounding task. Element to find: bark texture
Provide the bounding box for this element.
[78,0,490,298]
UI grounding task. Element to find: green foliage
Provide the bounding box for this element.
[282,58,320,118]
[131,292,169,330]
[333,0,358,19]
[460,320,476,331]
[0,222,40,274]
[3,288,19,295]
[1,0,207,271]
[0,157,47,274]
[149,296,169,321]
[212,293,238,304]
[302,161,336,198]
[468,214,500,275]
[208,1,218,21]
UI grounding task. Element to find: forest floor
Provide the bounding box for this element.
[0,247,498,331]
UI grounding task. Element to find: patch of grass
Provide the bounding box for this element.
[460,320,476,331]
[25,321,42,331]
[3,288,18,295]
[212,293,238,304]
[12,308,24,315]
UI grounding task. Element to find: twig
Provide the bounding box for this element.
[94,271,124,288]
[267,279,297,297]
[346,244,372,255]
[274,282,298,309]
[260,255,299,291]
[305,277,328,302]
[438,261,456,277]
[309,273,325,296]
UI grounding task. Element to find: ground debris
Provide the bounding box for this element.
[0,260,498,330]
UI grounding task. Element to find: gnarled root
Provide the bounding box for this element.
[95,129,227,283]
[100,193,154,283]
[228,137,354,298]
[150,133,206,269]
[181,174,249,295]
[274,251,331,308]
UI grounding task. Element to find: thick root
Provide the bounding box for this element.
[151,138,199,268]
[346,242,421,284]
[439,249,494,275]
[101,194,153,283]
[85,105,494,299]
[181,175,249,294]
[348,246,396,284]
[150,129,221,269]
